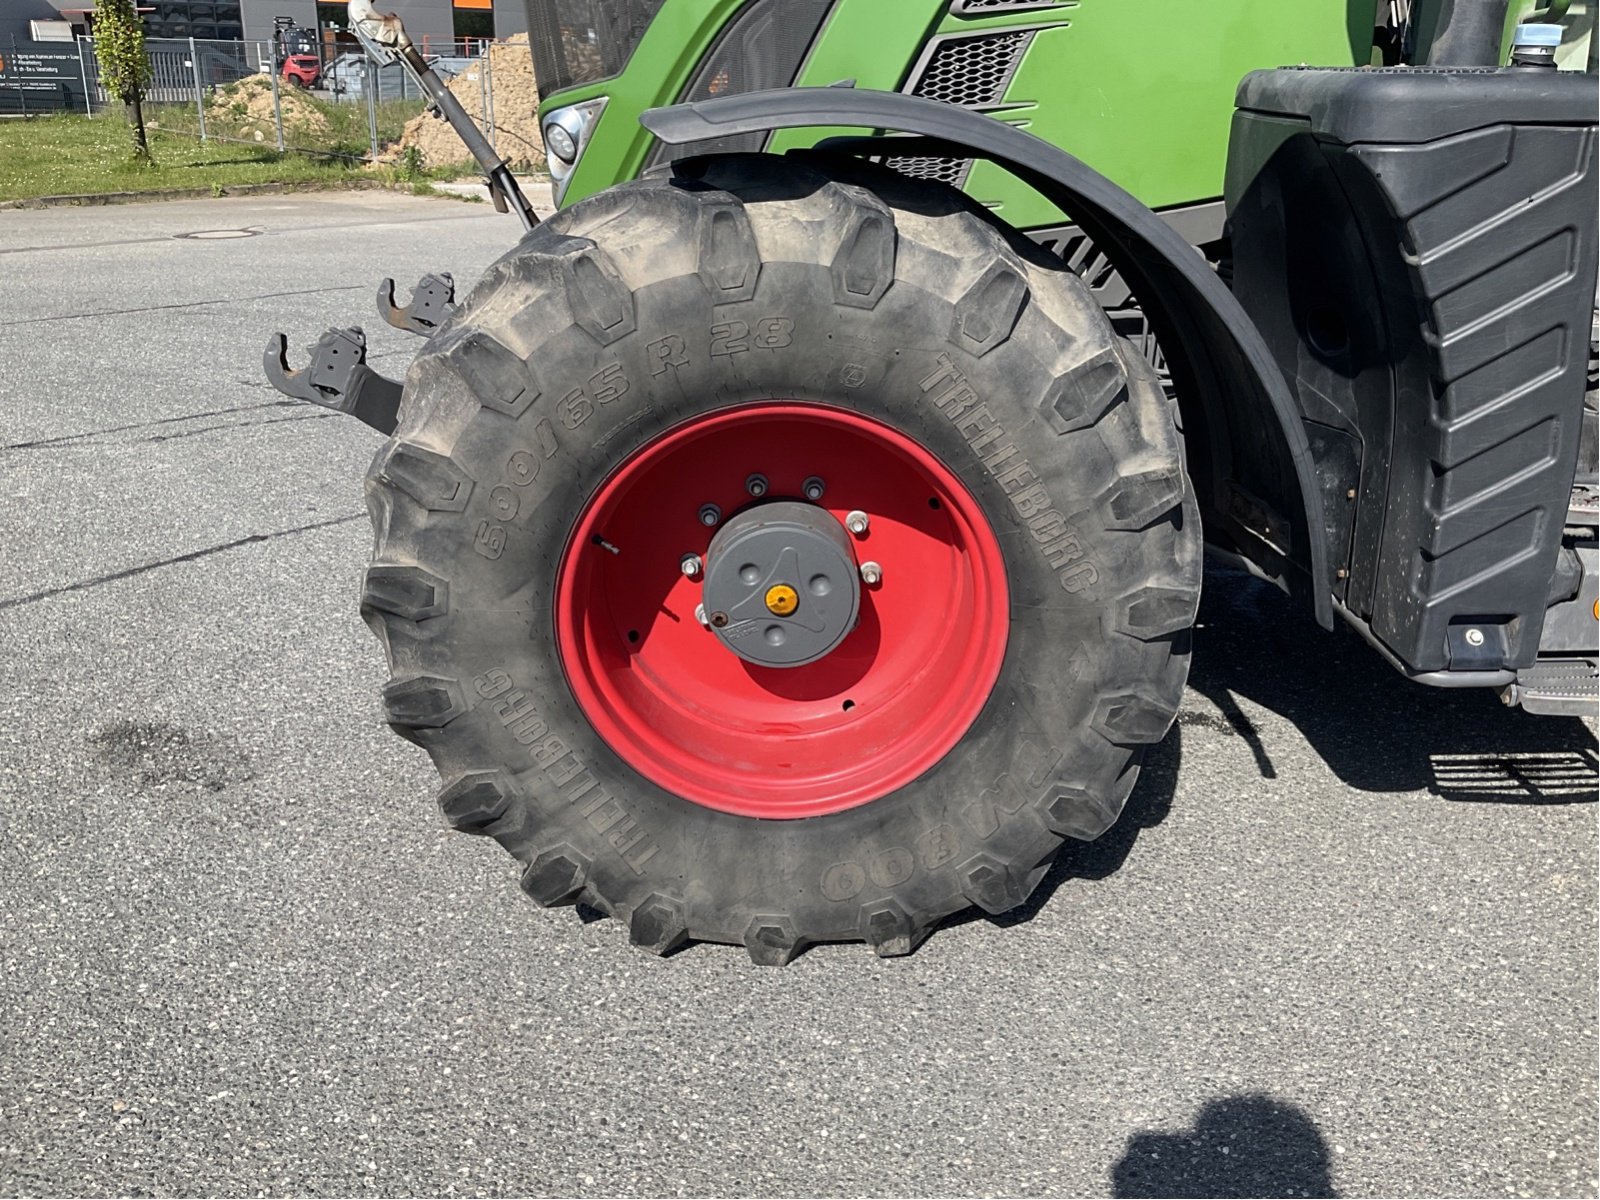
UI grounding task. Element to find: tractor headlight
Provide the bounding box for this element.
[544,121,577,162]
[543,98,606,204]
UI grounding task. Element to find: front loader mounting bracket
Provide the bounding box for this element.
[263,325,402,435]
[379,272,457,336]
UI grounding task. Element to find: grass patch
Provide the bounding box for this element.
[0,103,463,202]
[0,111,376,201]
[323,97,421,155]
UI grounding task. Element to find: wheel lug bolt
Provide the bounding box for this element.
[745,473,769,498]
[845,510,869,535]
[859,561,882,586]
[802,476,826,502]
[680,554,702,579]
[694,603,709,628]
[698,503,722,527]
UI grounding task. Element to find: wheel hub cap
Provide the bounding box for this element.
[702,500,861,668]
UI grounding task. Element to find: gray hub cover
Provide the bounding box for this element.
[702,500,861,668]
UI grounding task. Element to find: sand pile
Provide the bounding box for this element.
[208,75,331,142]
[392,35,544,171]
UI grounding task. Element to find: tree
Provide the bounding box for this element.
[92,0,153,164]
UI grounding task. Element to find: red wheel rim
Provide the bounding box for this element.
[555,403,1008,818]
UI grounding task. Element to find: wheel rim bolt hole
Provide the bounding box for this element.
[704,477,831,525]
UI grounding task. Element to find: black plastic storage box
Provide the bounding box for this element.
[1226,67,1597,675]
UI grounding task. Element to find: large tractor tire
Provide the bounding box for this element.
[362,153,1200,963]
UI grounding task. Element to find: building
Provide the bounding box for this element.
[2,0,82,41]
[140,1,244,40]
[235,0,527,49]
[0,0,528,113]
[16,1,242,41]
[18,0,526,49]
[0,0,87,113]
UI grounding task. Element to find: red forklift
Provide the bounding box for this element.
[272,16,320,88]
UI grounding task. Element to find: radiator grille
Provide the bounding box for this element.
[884,29,1033,190]
[883,18,1170,390]
[881,155,972,188]
[912,30,1033,106]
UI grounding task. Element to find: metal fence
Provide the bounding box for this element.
[9,34,505,164]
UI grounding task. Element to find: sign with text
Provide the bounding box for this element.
[0,39,86,112]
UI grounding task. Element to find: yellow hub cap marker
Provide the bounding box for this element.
[765,584,799,616]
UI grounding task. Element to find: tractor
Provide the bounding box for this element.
[265,0,1599,963]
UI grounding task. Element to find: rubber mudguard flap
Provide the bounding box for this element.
[1226,67,1597,674]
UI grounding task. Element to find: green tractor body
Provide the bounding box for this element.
[540,0,1372,220]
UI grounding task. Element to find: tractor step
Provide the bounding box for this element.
[1502,659,1599,716]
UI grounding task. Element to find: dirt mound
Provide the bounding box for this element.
[208,74,331,142]
[391,35,544,171]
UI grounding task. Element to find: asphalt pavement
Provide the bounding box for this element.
[0,190,1595,1198]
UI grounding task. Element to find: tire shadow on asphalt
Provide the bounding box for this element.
[957,559,1595,941]
[1109,1093,1339,1198]
[1186,563,1597,804]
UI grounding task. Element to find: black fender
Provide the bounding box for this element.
[641,87,1334,629]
